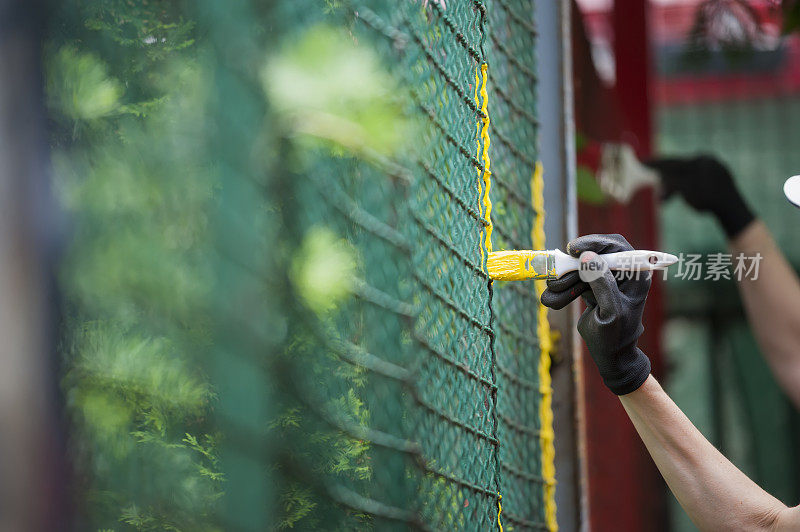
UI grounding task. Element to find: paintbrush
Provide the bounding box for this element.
[487,249,679,281]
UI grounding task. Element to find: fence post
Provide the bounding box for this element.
[0,0,68,528]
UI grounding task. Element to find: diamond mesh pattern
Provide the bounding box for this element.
[275,1,551,530]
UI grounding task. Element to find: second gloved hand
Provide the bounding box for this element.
[646,155,754,239]
[541,234,652,395]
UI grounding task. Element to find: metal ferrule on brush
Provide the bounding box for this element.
[524,251,555,280]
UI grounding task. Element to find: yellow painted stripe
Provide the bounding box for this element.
[476,62,492,258]
[477,62,557,531]
[497,493,503,532]
[531,161,558,531]
[476,61,504,531]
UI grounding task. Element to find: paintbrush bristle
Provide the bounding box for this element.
[487,250,549,281]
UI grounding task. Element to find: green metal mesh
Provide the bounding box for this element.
[403,2,500,528]
[269,1,549,530]
[50,0,550,529]
[487,3,549,528]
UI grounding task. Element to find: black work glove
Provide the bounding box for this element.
[541,234,652,395]
[645,155,754,239]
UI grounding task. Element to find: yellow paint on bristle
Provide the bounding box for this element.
[487,250,549,281]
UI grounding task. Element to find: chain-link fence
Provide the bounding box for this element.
[51,1,556,530]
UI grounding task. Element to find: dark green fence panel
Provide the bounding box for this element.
[52,1,553,530]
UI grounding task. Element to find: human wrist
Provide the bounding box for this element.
[618,373,659,403]
[728,218,765,253]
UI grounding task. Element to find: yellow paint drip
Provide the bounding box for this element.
[531,161,558,531]
[475,59,556,530]
[476,63,492,260]
[475,61,506,531]
[497,493,503,532]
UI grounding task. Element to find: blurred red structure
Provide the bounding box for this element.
[574,1,800,529]
[651,1,800,103]
[573,1,666,530]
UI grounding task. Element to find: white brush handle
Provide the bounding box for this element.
[551,249,678,277]
[601,250,672,270]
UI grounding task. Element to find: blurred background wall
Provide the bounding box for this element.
[653,2,800,529]
[576,1,800,530]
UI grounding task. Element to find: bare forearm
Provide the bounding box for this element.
[729,221,800,407]
[620,375,786,531]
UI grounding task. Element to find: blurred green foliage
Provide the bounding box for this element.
[576,166,607,204]
[46,46,122,121]
[291,226,356,316]
[48,1,409,529]
[266,25,410,157]
[49,1,221,527]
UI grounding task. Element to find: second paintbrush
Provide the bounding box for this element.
[487,249,679,281]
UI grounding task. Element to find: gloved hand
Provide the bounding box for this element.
[645,155,754,239]
[541,234,652,395]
